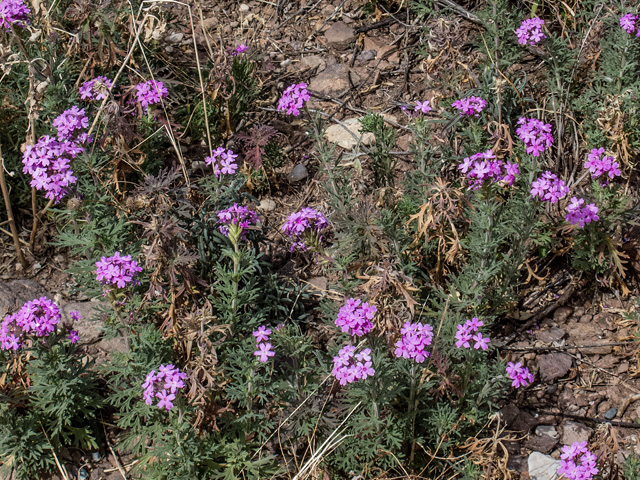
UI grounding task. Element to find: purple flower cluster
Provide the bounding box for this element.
[506,361,534,388]
[22,136,80,203]
[95,252,143,288]
[0,297,61,351]
[232,44,248,56]
[516,117,554,157]
[252,326,275,362]
[457,149,520,190]
[216,203,259,238]
[565,197,599,228]
[515,17,546,45]
[530,171,570,203]
[332,345,375,386]
[455,318,490,350]
[282,207,329,252]
[335,298,377,337]
[277,82,310,116]
[0,0,30,30]
[135,79,168,113]
[584,148,621,180]
[79,76,114,101]
[394,321,434,363]
[452,96,487,117]
[205,147,238,177]
[142,364,188,411]
[558,441,599,480]
[620,13,640,36]
[53,106,90,142]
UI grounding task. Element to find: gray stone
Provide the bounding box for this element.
[324,21,355,50]
[538,353,572,383]
[0,280,47,315]
[500,404,538,433]
[165,32,184,43]
[528,452,561,480]
[561,421,593,446]
[258,198,276,212]
[287,164,308,183]
[300,55,327,72]
[553,307,573,322]
[535,425,558,438]
[357,49,376,64]
[323,117,375,149]
[535,327,566,344]
[239,3,249,11]
[604,407,618,420]
[525,434,557,454]
[309,63,353,96]
[62,300,106,342]
[307,277,328,291]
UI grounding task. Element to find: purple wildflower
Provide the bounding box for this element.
[516,117,554,157]
[67,330,79,344]
[142,364,187,411]
[452,96,487,117]
[515,17,546,45]
[584,148,621,181]
[530,171,569,203]
[558,441,599,480]
[0,0,30,30]
[252,326,272,343]
[335,298,377,337]
[233,44,248,56]
[506,361,534,388]
[414,100,432,114]
[205,147,238,177]
[394,321,433,363]
[620,13,640,36]
[52,106,90,142]
[457,149,519,190]
[135,79,168,113]
[22,135,79,203]
[565,197,599,228]
[277,83,310,116]
[95,252,143,288]
[254,342,275,362]
[216,203,259,238]
[332,345,375,386]
[455,318,490,350]
[79,76,114,101]
[70,310,82,321]
[0,296,61,351]
[282,207,329,252]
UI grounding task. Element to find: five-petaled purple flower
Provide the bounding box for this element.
[143,364,187,411]
[332,345,375,386]
[67,330,79,344]
[530,171,569,203]
[620,13,640,37]
[394,321,434,363]
[79,76,114,101]
[53,106,90,142]
[135,79,168,113]
[277,83,310,116]
[414,100,432,114]
[95,252,143,289]
[254,342,275,362]
[205,147,238,177]
[233,44,249,56]
[458,149,519,190]
[335,298,377,337]
[455,318,490,350]
[506,361,534,388]
[558,441,599,480]
[252,325,272,343]
[584,148,621,181]
[216,203,259,239]
[452,96,487,117]
[515,17,546,45]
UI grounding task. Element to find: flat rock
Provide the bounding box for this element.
[501,404,538,433]
[535,327,566,344]
[309,63,353,96]
[535,425,558,438]
[323,117,375,149]
[538,353,572,383]
[553,307,573,322]
[287,164,308,183]
[528,452,561,480]
[561,421,593,445]
[62,300,106,342]
[299,55,327,72]
[526,434,558,454]
[0,280,48,315]
[324,21,355,50]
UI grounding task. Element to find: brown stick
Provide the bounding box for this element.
[0,143,28,269]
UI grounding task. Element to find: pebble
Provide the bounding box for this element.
[528,452,561,480]
[536,425,558,438]
[604,407,618,420]
[239,3,249,11]
[258,198,276,211]
[287,164,308,183]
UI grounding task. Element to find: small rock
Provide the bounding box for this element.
[287,164,308,183]
[528,452,561,480]
[239,3,249,11]
[63,301,107,343]
[553,307,573,323]
[324,21,355,50]
[538,353,572,383]
[579,314,593,322]
[258,198,276,212]
[356,49,376,64]
[309,63,353,96]
[561,421,593,445]
[300,55,326,72]
[526,434,558,454]
[536,425,558,438]
[307,277,328,291]
[290,40,302,51]
[604,407,618,420]
[165,32,184,43]
[280,58,292,68]
[501,404,538,433]
[323,117,375,149]
[536,327,566,344]
[547,384,558,394]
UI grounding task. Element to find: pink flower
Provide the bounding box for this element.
[472,333,490,350]
[277,83,310,116]
[67,330,79,344]
[506,361,534,388]
[515,17,546,45]
[414,100,432,114]
[254,342,275,362]
[452,96,487,116]
[332,345,375,385]
[142,364,187,411]
[253,326,272,343]
[156,390,176,411]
